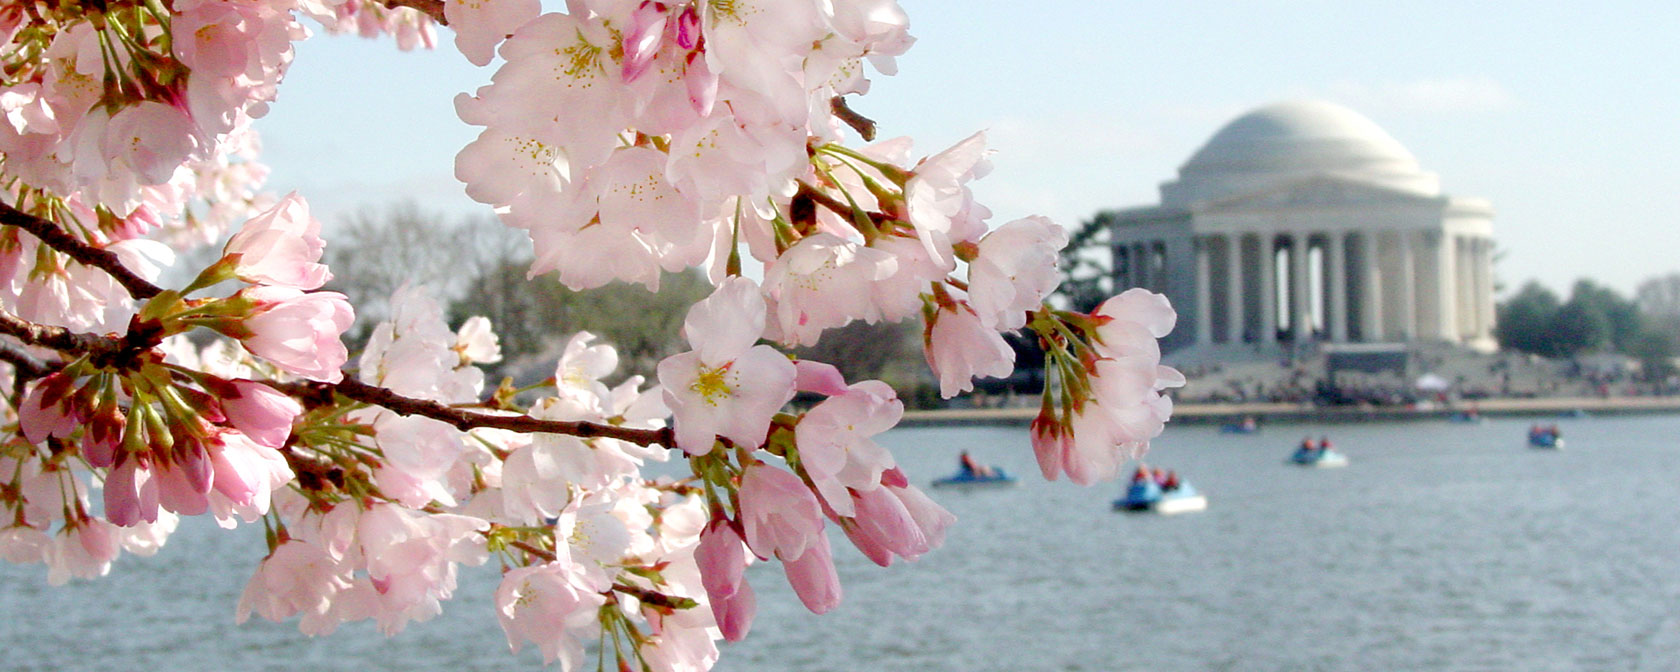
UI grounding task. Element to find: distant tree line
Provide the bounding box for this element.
[325,203,933,395]
[1496,277,1680,375]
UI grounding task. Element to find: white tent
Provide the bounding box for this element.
[1414,373,1451,391]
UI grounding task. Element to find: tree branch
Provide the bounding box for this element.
[271,377,677,448]
[830,96,876,142]
[0,340,55,381]
[0,202,164,300]
[794,181,892,227]
[379,0,448,25]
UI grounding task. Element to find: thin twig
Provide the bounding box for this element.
[380,0,448,25]
[0,202,164,300]
[830,96,876,141]
[794,181,892,227]
[0,341,54,381]
[270,377,677,448]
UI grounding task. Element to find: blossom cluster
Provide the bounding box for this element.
[0,0,1183,670]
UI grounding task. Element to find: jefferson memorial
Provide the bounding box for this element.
[1108,100,1496,354]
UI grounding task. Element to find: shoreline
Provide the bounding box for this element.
[900,395,1680,427]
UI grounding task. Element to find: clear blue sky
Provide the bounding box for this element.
[256,1,1680,299]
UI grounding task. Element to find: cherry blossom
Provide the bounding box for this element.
[657,278,796,454]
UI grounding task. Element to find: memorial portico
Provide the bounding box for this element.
[1108,101,1497,353]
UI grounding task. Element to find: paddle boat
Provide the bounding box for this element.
[1527,425,1564,449]
[930,467,1017,489]
[1114,479,1208,515]
[1288,445,1349,468]
[1447,410,1485,424]
[1220,416,1261,434]
[931,451,1017,489]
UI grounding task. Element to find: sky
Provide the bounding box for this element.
[255,1,1680,299]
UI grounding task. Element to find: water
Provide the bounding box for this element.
[7,415,1680,671]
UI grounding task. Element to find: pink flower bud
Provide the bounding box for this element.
[674,4,701,49]
[239,286,354,383]
[223,380,302,448]
[738,463,824,562]
[781,529,841,614]
[223,192,331,290]
[19,373,80,445]
[103,458,159,527]
[621,1,667,83]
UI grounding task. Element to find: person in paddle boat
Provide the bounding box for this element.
[1131,465,1153,485]
[1319,436,1333,453]
[1161,470,1181,492]
[1297,436,1317,454]
[958,451,995,479]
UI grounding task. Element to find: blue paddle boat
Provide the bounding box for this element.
[1114,479,1207,514]
[1288,446,1349,468]
[930,467,1017,489]
[1528,427,1564,449]
[932,452,1017,489]
[1220,416,1261,434]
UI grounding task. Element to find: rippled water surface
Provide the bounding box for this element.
[7,415,1680,671]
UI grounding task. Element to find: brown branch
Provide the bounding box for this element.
[0,340,55,381]
[830,96,876,142]
[271,377,677,448]
[0,202,164,300]
[794,181,892,227]
[379,0,448,25]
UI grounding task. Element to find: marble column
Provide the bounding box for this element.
[1479,238,1496,342]
[1432,231,1457,340]
[1360,232,1384,341]
[1328,232,1348,343]
[1225,234,1244,344]
[1397,231,1417,340]
[1259,235,1277,344]
[1456,236,1474,339]
[1195,237,1212,344]
[1289,232,1310,342]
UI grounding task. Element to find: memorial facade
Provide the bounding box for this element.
[1108,100,1496,353]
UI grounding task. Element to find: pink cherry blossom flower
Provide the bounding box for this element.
[886,482,955,552]
[0,525,51,565]
[443,0,540,67]
[453,315,502,364]
[18,372,80,445]
[796,379,901,516]
[905,132,991,266]
[46,517,120,585]
[1093,288,1179,346]
[237,539,358,633]
[237,286,354,383]
[868,233,953,322]
[924,300,1014,398]
[222,380,303,448]
[208,429,294,521]
[737,462,825,562]
[969,215,1067,331]
[355,504,489,635]
[657,278,797,454]
[763,233,898,346]
[222,191,332,290]
[495,561,608,668]
[153,445,214,517]
[103,101,201,185]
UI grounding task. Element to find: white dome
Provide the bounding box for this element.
[1160,100,1439,207]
